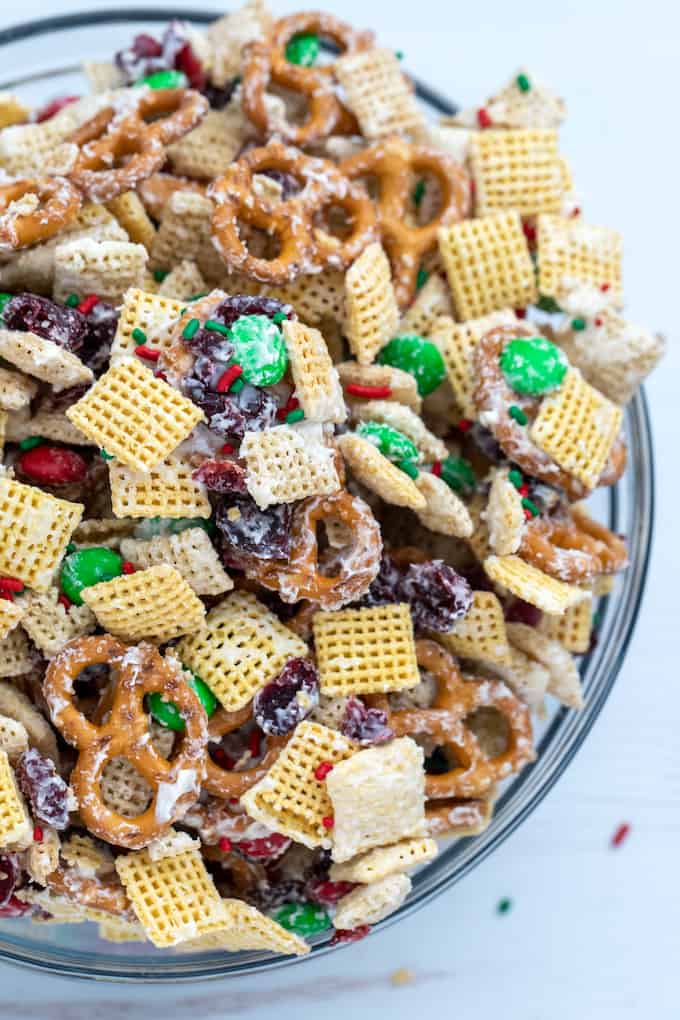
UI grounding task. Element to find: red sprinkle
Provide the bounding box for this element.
[457,418,472,432]
[571,206,581,217]
[344,383,393,400]
[611,822,631,848]
[523,507,533,521]
[33,826,43,843]
[218,837,232,853]
[330,925,371,945]
[121,561,136,575]
[58,594,72,610]
[477,107,492,128]
[314,761,334,781]
[600,283,610,292]
[216,364,243,393]
[322,815,335,830]
[35,94,79,123]
[594,317,603,327]
[276,395,300,420]
[431,461,442,478]
[522,222,536,243]
[248,728,262,759]
[0,577,24,593]
[76,294,100,316]
[514,307,527,319]
[220,443,235,455]
[518,483,530,497]
[135,345,160,362]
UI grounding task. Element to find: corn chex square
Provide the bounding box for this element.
[0,715,29,764]
[109,455,211,519]
[470,129,568,218]
[536,214,623,305]
[330,837,438,884]
[337,433,425,510]
[313,603,420,697]
[19,587,95,657]
[115,846,227,948]
[333,873,411,928]
[327,737,426,862]
[0,477,83,592]
[438,211,537,321]
[399,274,452,338]
[240,720,355,849]
[539,596,593,654]
[176,591,307,712]
[484,555,587,615]
[415,472,473,538]
[188,899,309,955]
[0,600,23,642]
[345,243,399,364]
[53,238,148,306]
[82,564,205,644]
[167,108,246,180]
[241,424,340,509]
[157,261,207,302]
[110,288,185,362]
[0,629,33,679]
[0,748,31,847]
[66,357,203,472]
[0,329,93,392]
[119,528,232,597]
[335,48,425,139]
[149,191,214,271]
[485,468,525,555]
[484,68,566,130]
[506,621,582,709]
[529,369,622,489]
[0,366,37,412]
[281,320,346,423]
[269,271,346,327]
[106,191,156,251]
[437,590,512,666]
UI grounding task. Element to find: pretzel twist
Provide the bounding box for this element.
[209,142,377,284]
[342,135,471,305]
[204,704,288,799]
[518,504,627,584]
[367,639,534,799]
[44,636,208,850]
[242,12,374,146]
[0,177,82,251]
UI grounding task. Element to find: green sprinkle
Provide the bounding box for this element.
[508,468,524,489]
[66,543,76,555]
[508,405,528,426]
[182,318,200,340]
[285,32,319,66]
[521,497,540,517]
[416,268,429,290]
[230,377,245,394]
[134,69,188,89]
[204,319,231,336]
[397,459,419,480]
[272,311,287,324]
[99,449,114,461]
[132,327,147,345]
[413,179,426,208]
[18,436,43,451]
[571,317,586,331]
[536,295,562,314]
[285,408,305,425]
[516,73,531,93]
[395,50,404,60]
[153,268,169,283]
[497,897,513,915]
[65,294,79,307]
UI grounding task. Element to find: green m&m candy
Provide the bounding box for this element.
[0,292,13,321]
[356,421,418,463]
[499,336,567,396]
[285,32,320,66]
[272,902,330,936]
[147,673,217,732]
[229,315,289,387]
[377,334,446,397]
[59,547,123,606]
[134,69,188,89]
[440,456,476,494]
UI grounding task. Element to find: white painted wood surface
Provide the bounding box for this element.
[0,1,676,1016]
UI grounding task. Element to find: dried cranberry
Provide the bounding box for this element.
[253,658,319,736]
[401,560,473,633]
[115,22,186,83]
[34,95,79,123]
[0,854,19,907]
[0,895,33,918]
[192,459,248,494]
[341,697,394,746]
[329,925,371,945]
[209,295,294,330]
[216,496,292,561]
[16,748,70,830]
[187,382,277,439]
[202,77,240,109]
[362,554,403,606]
[468,422,503,463]
[234,832,291,859]
[130,33,163,58]
[79,300,118,375]
[4,294,88,352]
[175,42,206,90]
[504,598,543,627]
[17,446,88,486]
[249,877,307,911]
[306,878,357,905]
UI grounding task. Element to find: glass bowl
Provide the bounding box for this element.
[0,8,655,981]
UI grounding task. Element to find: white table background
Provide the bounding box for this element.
[0,0,678,1016]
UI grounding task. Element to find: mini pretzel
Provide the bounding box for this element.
[138,173,207,221]
[342,136,471,305]
[209,142,377,284]
[366,639,534,799]
[249,490,382,610]
[204,703,288,800]
[45,864,132,919]
[69,89,209,203]
[44,636,208,850]
[0,177,82,251]
[242,12,374,146]
[473,326,626,498]
[518,504,627,584]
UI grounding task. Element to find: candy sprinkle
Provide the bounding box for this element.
[18,436,43,451]
[496,897,513,915]
[521,497,539,517]
[272,311,288,324]
[65,293,79,307]
[477,107,492,128]
[216,364,244,393]
[322,816,334,830]
[508,405,528,425]
[204,319,231,336]
[611,822,631,848]
[571,318,586,332]
[182,317,200,340]
[416,267,429,289]
[33,826,43,843]
[344,383,392,399]
[131,327,147,345]
[516,73,531,93]
[314,761,334,781]
[218,837,232,853]
[99,449,114,460]
[397,459,419,480]
[153,268,169,283]
[76,294,99,315]
[431,460,442,477]
[135,345,160,362]
[508,468,523,489]
[285,408,305,425]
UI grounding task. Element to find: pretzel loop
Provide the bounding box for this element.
[45,635,208,850]
[0,177,82,251]
[204,705,288,799]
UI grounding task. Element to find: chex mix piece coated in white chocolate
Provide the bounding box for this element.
[0,2,659,956]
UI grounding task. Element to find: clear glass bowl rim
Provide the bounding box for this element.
[0,7,656,982]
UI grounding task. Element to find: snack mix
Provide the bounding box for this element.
[0,4,663,955]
